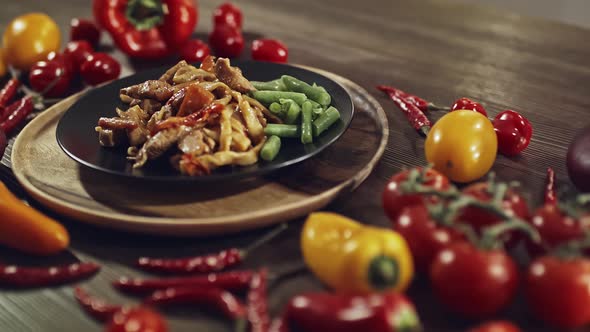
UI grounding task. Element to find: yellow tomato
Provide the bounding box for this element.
[425,110,497,183]
[3,13,61,71]
[0,49,6,77]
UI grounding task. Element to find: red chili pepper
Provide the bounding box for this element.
[0,97,34,135]
[0,262,100,288]
[146,287,247,332]
[74,287,122,322]
[0,78,20,108]
[152,103,224,134]
[376,85,448,112]
[93,0,197,59]
[282,291,420,332]
[137,224,287,274]
[113,270,254,295]
[247,269,270,332]
[545,168,557,205]
[376,85,432,136]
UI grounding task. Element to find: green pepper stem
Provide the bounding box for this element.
[126,0,164,31]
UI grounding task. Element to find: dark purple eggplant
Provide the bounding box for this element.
[567,126,590,192]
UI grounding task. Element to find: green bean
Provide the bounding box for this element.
[250,91,307,105]
[313,106,341,136]
[279,99,301,125]
[308,99,324,119]
[251,79,286,91]
[260,135,281,161]
[301,101,313,144]
[269,102,285,118]
[282,75,331,107]
[264,124,300,138]
[312,82,327,93]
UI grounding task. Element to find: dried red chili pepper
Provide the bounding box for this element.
[74,287,122,322]
[247,269,270,332]
[376,85,448,112]
[377,85,431,136]
[114,270,254,295]
[545,168,557,205]
[0,262,99,288]
[146,287,247,332]
[0,97,34,135]
[0,78,20,108]
[137,224,287,274]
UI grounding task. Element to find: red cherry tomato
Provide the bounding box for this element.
[526,204,587,256]
[468,321,521,332]
[29,60,73,97]
[430,242,519,318]
[251,39,288,63]
[70,18,101,47]
[493,110,533,156]
[46,51,76,74]
[382,167,451,222]
[525,256,590,329]
[80,53,121,86]
[459,182,529,245]
[451,97,488,117]
[179,39,211,63]
[213,2,243,29]
[63,40,94,70]
[106,307,168,332]
[209,25,244,58]
[393,205,464,272]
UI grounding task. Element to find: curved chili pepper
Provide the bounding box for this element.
[376,86,431,136]
[0,78,20,108]
[93,0,197,59]
[137,224,287,274]
[0,96,34,135]
[247,269,270,332]
[74,287,122,322]
[376,85,449,112]
[146,287,247,332]
[114,270,254,294]
[545,168,557,206]
[0,262,99,288]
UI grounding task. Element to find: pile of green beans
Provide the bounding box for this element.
[251,75,341,161]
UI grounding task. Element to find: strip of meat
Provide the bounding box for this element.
[214,58,256,93]
[133,126,192,168]
[173,65,217,84]
[159,60,188,83]
[120,80,174,102]
[178,129,212,156]
[95,127,127,147]
[97,118,138,130]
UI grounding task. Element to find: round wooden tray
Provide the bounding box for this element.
[11,67,388,236]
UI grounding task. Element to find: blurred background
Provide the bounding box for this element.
[463,0,590,28]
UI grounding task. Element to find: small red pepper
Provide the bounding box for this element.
[137,224,287,274]
[377,85,431,136]
[545,168,557,205]
[0,78,20,108]
[74,287,122,322]
[93,0,197,59]
[376,85,447,112]
[146,287,247,332]
[113,270,254,294]
[281,291,420,332]
[247,269,270,332]
[0,262,99,288]
[0,97,34,135]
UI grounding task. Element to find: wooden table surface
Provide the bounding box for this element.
[2,0,590,331]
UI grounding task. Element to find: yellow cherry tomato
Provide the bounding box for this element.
[0,50,6,77]
[425,110,497,183]
[3,13,61,71]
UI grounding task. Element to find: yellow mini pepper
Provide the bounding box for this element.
[301,212,414,293]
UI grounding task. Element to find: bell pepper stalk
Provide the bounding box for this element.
[93,0,198,59]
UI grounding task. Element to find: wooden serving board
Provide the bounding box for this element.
[10,68,388,236]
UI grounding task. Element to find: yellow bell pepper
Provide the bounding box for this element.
[301,212,414,293]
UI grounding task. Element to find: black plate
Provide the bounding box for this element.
[56,61,354,182]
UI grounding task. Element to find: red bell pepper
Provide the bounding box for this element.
[93,0,198,59]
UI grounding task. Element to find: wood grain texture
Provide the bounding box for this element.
[11,70,387,236]
[1,0,590,331]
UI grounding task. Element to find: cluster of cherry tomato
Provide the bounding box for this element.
[28,19,120,98]
[383,166,590,330]
[178,2,288,64]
